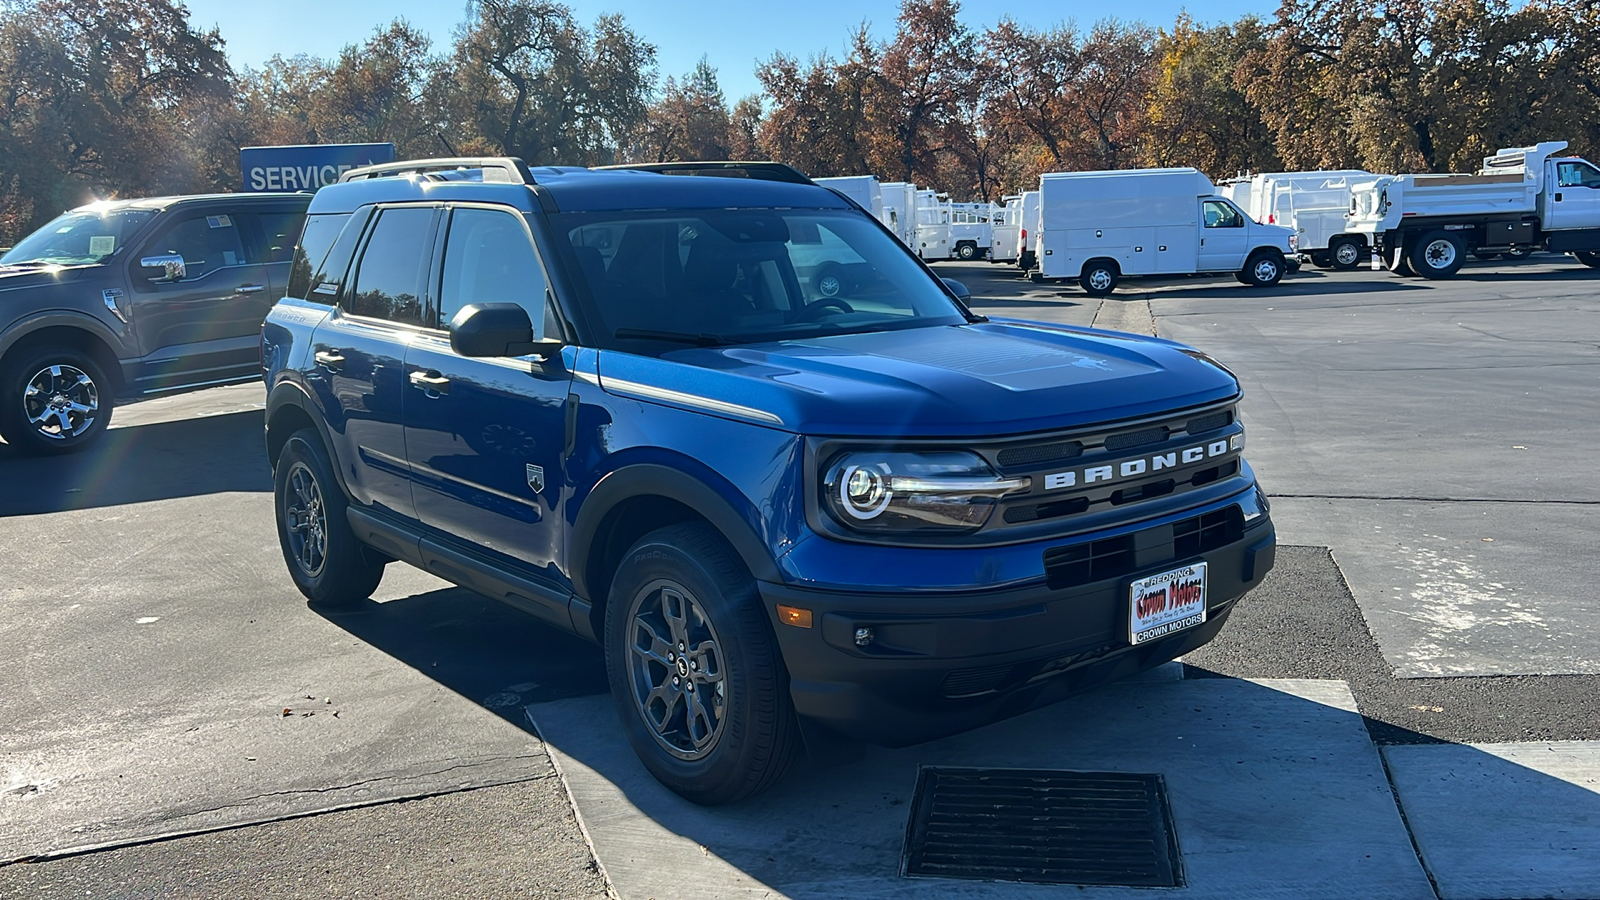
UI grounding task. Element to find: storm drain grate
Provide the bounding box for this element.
[900,767,1183,887]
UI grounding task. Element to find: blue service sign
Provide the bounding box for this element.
[241,143,396,192]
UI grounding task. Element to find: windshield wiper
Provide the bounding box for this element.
[612,328,729,346]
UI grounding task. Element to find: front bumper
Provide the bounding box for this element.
[762,516,1275,746]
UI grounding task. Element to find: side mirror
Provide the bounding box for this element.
[941,278,971,302]
[141,254,186,280]
[448,302,563,358]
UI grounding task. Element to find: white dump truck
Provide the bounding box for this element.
[914,189,952,260]
[1348,141,1600,277]
[990,196,1022,264]
[1017,190,1041,271]
[1035,168,1297,295]
[879,181,918,247]
[1245,170,1374,270]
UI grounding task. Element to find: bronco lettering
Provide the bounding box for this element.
[1042,439,1235,492]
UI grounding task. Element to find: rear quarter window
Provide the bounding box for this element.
[287,210,369,303]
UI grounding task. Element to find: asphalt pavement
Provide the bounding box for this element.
[2,256,1597,899]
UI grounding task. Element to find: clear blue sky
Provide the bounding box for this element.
[186,0,1277,103]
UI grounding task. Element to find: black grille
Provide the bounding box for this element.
[997,440,1083,467]
[1174,506,1243,558]
[1043,534,1135,590]
[901,768,1183,887]
[1104,426,1169,451]
[939,665,1016,698]
[1184,410,1233,434]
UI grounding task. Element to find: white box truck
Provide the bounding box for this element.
[949,202,994,259]
[880,181,918,247]
[915,189,952,260]
[1347,141,1600,277]
[1017,190,1041,271]
[1244,170,1374,270]
[990,196,1022,263]
[1035,168,1297,295]
[815,175,886,228]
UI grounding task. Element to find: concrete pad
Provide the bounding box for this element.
[1382,742,1600,900]
[1269,497,1600,677]
[531,677,1433,899]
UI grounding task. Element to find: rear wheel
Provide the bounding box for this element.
[1330,237,1365,270]
[1309,251,1332,269]
[956,243,977,260]
[1576,251,1600,269]
[1242,250,1285,287]
[1385,243,1417,276]
[0,345,113,455]
[605,523,799,805]
[1079,260,1119,296]
[1410,230,1466,278]
[274,429,385,606]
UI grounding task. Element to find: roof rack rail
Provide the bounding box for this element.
[338,157,536,185]
[596,161,814,185]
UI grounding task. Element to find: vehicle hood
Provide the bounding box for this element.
[0,264,100,295]
[596,320,1240,438]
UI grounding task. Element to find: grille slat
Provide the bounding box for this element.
[902,768,1183,886]
[1104,425,1169,451]
[996,440,1083,467]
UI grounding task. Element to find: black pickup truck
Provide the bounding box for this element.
[0,193,310,454]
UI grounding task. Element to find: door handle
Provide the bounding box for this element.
[409,370,450,396]
[236,284,266,294]
[314,350,345,372]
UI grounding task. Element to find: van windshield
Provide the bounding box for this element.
[1,208,157,267]
[556,208,967,351]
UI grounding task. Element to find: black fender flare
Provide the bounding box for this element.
[0,311,129,385]
[264,379,351,498]
[569,462,782,604]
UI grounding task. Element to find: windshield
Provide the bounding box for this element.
[0,208,156,267]
[556,208,966,351]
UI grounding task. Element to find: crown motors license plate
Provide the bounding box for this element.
[1129,563,1207,645]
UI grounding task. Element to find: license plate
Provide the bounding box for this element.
[1128,563,1207,645]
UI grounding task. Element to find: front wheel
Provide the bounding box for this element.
[605,523,800,805]
[1576,251,1600,269]
[1330,238,1365,270]
[1242,250,1285,287]
[1410,230,1465,278]
[0,345,114,455]
[274,429,385,606]
[1079,261,1119,296]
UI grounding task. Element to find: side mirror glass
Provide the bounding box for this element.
[448,302,563,358]
[141,254,186,280]
[941,278,971,302]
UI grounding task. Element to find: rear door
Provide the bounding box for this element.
[1547,160,1600,231]
[402,204,572,602]
[307,204,438,518]
[1196,199,1249,273]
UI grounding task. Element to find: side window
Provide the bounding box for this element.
[345,207,433,326]
[1558,162,1600,189]
[286,212,351,301]
[137,214,249,284]
[438,208,549,338]
[255,211,306,263]
[1203,201,1244,228]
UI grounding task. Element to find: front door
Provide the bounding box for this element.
[124,210,278,391]
[402,205,572,590]
[1196,199,1250,273]
[1548,160,1600,231]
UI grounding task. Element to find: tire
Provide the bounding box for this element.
[956,243,977,261]
[604,522,799,805]
[0,344,114,455]
[1385,243,1417,276]
[1330,237,1365,271]
[1410,230,1465,278]
[1018,251,1035,271]
[1505,246,1531,260]
[1242,250,1285,287]
[274,429,385,606]
[812,263,847,298]
[1309,251,1332,269]
[1576,251,1600,269]
[1079,260,1119,296]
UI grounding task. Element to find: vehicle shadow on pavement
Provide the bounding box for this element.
[1136,279,1428,300]
[0,410,270,516]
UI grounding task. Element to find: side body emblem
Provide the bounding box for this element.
[526,464,545,493]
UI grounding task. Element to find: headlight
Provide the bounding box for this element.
[822,451,1029,533]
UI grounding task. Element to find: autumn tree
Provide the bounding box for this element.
[630,57,731,162]
[871,0,979,182]
[1143,15,1277,176]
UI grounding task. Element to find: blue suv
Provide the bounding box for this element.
[262,158,1276,804]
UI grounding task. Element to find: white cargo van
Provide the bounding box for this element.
[1348,140,1600,277]
[880,181,918,247]
[990,196,1022,263]
[815,175,887,230]
[1036,168,1297,295]
[1017,190,1041,271]
[915,189,952,260]
[1245,170,1373,270]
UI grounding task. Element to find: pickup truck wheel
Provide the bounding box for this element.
[605,522,799,805]
[0,346,113,455]
[1331,238,1365,270]
[274,429,385,606]
[1079,261,1119,296]
[1576,251,1600,269]
[1411,231,1465,278]
[1243,250,1285,287]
